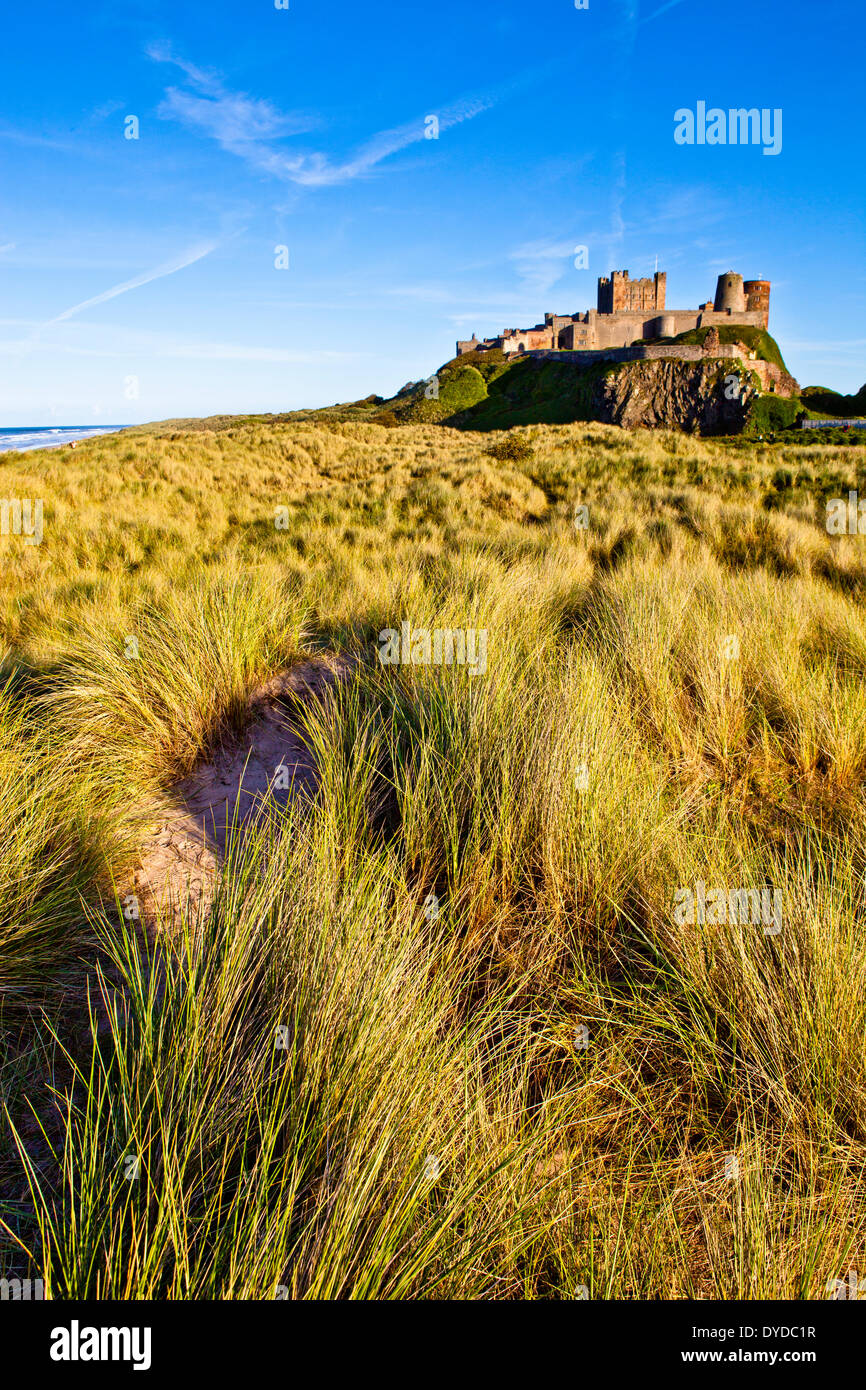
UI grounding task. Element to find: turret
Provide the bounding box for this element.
[744,279,771,328]
[714,272,746,314]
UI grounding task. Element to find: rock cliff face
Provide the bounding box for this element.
[591,359,753,433]
[377,340,800,435]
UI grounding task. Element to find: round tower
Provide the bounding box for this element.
[744,279,771,328]
[713,272,746,314]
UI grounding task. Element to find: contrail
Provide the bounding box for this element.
[46,241,217,325]
[640,0,691,23]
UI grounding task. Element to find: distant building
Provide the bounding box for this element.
[456,270,771,358]
[802,419,866,429]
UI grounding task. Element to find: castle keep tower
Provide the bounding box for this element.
[714,271,747,314]
[744,279,771,328]
[597,270,666,314]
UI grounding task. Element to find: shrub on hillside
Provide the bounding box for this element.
[485,433,534,463]
[747,394,802,435]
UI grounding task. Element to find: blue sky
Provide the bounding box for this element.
[1,0,863,424]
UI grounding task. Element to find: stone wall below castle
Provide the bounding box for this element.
[525,345,799,397]
[459,309,770,360]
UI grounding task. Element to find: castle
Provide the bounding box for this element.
[456,270,771,357]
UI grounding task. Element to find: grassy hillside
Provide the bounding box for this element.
[642,324,790,371]
[381,351,617,430]
[1,419,866,1299]
[801,383,866,417]
[363,328,793,434]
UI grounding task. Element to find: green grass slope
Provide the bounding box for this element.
[388,353,617,430]
[638,325,789,371]
[800,383,866,418]
[374,329,793,434]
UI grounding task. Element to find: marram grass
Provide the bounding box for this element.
[0,416,864,1297]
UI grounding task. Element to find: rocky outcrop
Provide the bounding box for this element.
[590,359,757,434]
[383,340,800,435]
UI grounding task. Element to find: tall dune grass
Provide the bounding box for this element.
[1,417,865,1297]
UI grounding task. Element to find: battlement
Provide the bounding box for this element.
[456,268,771,357]
[597,270,666,314]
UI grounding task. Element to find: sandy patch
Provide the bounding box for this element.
[128,657,348,926]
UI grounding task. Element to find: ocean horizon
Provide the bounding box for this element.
[0,425,124,453]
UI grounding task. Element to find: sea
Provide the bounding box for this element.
[0,425,123,453]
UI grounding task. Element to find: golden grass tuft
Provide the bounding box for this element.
[0,417,864,1298]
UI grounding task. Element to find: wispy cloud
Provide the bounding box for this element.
[148,42,316,146]
[633,186,728,234]
[508,196,630,303]
[0,243,15,254]
[0,126,84,153]
[162,341,353,363]
[148,42,495,188]
[508,239,578,300]
[0,316,359,363]
[45,242,218,326]
[639,0,692,24]
[784,338,866,353]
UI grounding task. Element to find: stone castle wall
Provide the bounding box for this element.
[456,270,773,359]
[525,343,799,397]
